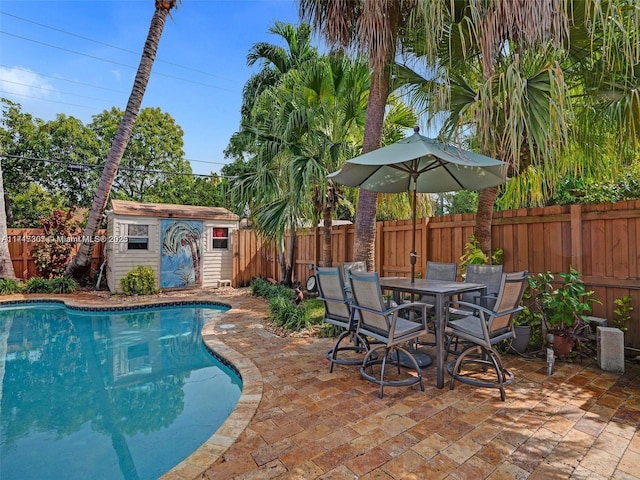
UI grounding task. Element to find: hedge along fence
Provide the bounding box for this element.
[234,200,640,349]
[6,228,105,280]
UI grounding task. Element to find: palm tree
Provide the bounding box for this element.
[398,1,640,258]
[242,22,317,118]
[300,0,418,270]
[230,52,416,282]
[280,53,416,268]
[225,22,318,162]
[0,159,16,280]
[66,0,181,279]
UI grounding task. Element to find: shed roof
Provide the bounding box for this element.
[110,200,239,221]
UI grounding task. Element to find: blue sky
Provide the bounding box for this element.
[0,0,301,175]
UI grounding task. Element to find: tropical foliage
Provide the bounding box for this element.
[0,100,222,228]
[30,208,82,279]
[22,276,78,294]
[395,0,640,259]
[226,21,419,282]
[249,277,318,332]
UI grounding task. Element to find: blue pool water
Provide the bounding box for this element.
[0,301,242,480]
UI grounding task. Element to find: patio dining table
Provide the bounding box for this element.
[379,277,487,389]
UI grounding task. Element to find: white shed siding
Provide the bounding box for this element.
[202,220,236,287]
[106,216,161,293]
[106,200,238,293]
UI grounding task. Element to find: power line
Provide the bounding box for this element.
[0,89,99,110]
[0,31,234,92]
[0,11,234,82]
[0,65,126,93]
[1,79,111,102]
[186,158,229,166]
[1,153,235,179]
[0,98,229,167]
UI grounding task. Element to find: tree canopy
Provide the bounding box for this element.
[0,99,226,227]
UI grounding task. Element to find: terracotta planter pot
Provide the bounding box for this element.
[551,333,574,359]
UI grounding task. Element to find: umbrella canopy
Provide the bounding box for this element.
[328,127,508,281]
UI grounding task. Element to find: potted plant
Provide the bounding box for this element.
[510,277,544,354]
[528,268,600,360]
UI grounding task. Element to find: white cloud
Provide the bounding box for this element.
[0,66,56,99]
[111,70,121,81]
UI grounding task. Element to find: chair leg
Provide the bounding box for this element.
[360,345,424,399]
[379,350,389,398]
[326,330,369,373]
[447,345,513,401]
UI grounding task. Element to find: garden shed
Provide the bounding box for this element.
[105,200,239,293]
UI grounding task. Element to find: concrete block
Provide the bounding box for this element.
[585,316,608,339]
[219,279,232,287]
[597,326,625,373]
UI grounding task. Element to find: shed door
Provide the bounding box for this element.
[160,219,203,288]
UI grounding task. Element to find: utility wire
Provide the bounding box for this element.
[1,79,111,102]
[1,31,234,91]
[2,153,234,179]
[1,11,233,82]
[0,89,98,110]
[0,64,126,93]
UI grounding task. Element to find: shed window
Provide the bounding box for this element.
[127,224,149,250]
[212,227,229,249]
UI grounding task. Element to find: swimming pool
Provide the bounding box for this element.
[0,301,242,480]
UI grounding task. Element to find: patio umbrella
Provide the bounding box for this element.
[328,127,507,282]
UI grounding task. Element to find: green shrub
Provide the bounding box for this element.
[0,279,22,294]
[250,277,272,297]
[48,276,78,294]
[24,277,52,293]
[268,296,310,331]
[250,278,318,333]
[250,277,291,299]
[120,266,158,295]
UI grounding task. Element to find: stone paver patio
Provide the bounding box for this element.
[8,287,639,480]
[182,288,639,480]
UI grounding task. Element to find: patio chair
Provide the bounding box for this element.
[316,266,369,373]
[341,261,367,301]
[445,270,528,401]
[451,264,504,314]
[348,270,430,398]
[420,261,458,306]
[407,261,458,345]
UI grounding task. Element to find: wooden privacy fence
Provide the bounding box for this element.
[233,200,640,348]
[6,229,105,279]
[6,200,640,347]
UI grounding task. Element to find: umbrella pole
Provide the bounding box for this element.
[410,179,417,284]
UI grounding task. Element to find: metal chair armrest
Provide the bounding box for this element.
[448,301,523,319]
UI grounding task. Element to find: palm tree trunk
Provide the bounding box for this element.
[0,161,16,280]
[474,186,498,262]
[353,66,391,270]
[352,2,400,271]
[66,6,171,279]
[285,227,295,286]
[322,205,333,267]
